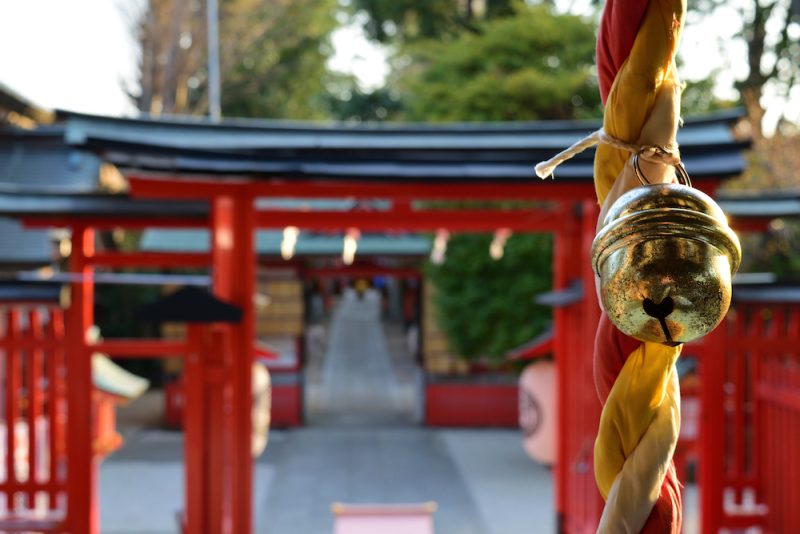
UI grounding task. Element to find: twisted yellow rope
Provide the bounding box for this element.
[595,345,681,532]
[531,2,687,529]
[592,1,686,532]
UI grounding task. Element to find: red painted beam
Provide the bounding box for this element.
[0,339,61,351]
[305,265,422,279]
[89,252,211,268]
[128,175,596,201]
[128,175,248,198]
[257,209,563,231]
[249,180,595,201]
[92,339,190,358]
[730,218,770,234]
[23,209,564,233]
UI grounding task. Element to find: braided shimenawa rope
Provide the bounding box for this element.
[533,1,687,532]
[594,2,685,532]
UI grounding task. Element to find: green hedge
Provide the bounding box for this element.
[425,233,552,363]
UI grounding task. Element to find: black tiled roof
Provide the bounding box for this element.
[0,281,61,302]
[0,127,100,266]
[0,218,52,267]
[0,193,206,218]
[718,190,800,218]
[60,109,747,182]
[0,127,100,193]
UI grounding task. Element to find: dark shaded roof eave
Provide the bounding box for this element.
[113,163,745,182]
[101,145,747,181]
[0,281,62,302]
[57,108,748,181]
[0,193,207,218]
[0,125,66,139]
[89,136,749,160]
[4,188,795,220]
[718,190,800,218]
[65,108,752,153]
[56,107,745,133]
[0,125,103,194]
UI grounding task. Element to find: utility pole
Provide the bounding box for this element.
[207,0,221,121]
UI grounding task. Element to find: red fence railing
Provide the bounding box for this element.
[0,307,68,532]
[0,296,797,533]
[553,201,603,534]
[558,289,800,533]
[690,299,800,533]
[752,304,800,534]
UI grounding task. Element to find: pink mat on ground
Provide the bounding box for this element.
[332,502,437,534]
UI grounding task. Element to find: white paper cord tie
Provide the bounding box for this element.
[533,128,681,180]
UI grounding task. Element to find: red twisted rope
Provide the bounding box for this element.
[594,2,683,532]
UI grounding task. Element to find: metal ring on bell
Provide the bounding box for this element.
[632,148,692,188]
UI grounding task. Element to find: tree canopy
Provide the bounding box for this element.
[686,0,800,140]
[397,4,601,121]
[127,0,797,364]
[425,233,553,362]
[131,0,336,119]
[219,0,337,118]
[336,3,594,361]
[351,0,515,43]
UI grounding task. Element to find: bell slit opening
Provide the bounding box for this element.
[643,297,676,344]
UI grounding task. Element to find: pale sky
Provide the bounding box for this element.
[0,0,796,131]
[0,0,142,116]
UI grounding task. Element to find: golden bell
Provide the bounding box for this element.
[591,183,741,345]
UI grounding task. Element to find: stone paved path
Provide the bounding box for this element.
[102,426,553,534]
[306,289,418,425]
[260,427,487,534]
[100,296,558,533]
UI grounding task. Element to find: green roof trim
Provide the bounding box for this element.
[140,229,432,256]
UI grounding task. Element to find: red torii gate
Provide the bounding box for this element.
[2,109,751,533]
[14,185,588,534]
[19,176,736,533]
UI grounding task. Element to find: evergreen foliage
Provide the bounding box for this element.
[220,0,337,118]
[351,0,515,43]
[131,0,336,119]
[425,233,553,362]
[397,4,602,121]
[321,76,405,121]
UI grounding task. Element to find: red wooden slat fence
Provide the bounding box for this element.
[556,272,800,533]
[696,303,767,532]
[0,306,69,532]
[0,279,796,533]
[554,201,603,534]
[751,303,800,534]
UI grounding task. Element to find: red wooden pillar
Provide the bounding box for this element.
[699,318,726,532]
[696,170,726,534]
[184,323,208,534]
[553,200,603,533]
[65,226,98,533]
[229,193,255,534]
[197,192,254,534]
[553,202,579,532]
[580,200,602,525]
